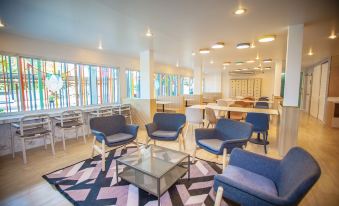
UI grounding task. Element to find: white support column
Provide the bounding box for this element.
[274,61,283,97]
[283,24,304,106]
[119,67,127,102]
[140,50,155,99]
[278,24,304,156]
[193,64,203,94]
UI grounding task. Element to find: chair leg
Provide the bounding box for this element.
[181,133,186,151]
[222,148,227,173]
[184,123,189,139]
[91,136,96,158]
[101,140,106,172]
[21,138,27,164]
[44,136,47,150]
[62,129,66,151]
[192,145,198,163]
[50,134,55,156]
[135,138,140,150]
[214,186,224,206]
[82,126,87,144]
[153,140,156,145]
[207,123,210,128]
[75,127,79,140]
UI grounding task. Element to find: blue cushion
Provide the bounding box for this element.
[215,165,278,197]
[106,133,133,143]
[198,139,223,153]
[152,130,177,138]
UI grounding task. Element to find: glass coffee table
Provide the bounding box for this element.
[116,145,190,205]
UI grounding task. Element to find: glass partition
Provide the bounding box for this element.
[154,73,178,97]
[0,54,119,113]
[180,76,193,95]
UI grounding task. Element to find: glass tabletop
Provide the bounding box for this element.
[117,145,189,178]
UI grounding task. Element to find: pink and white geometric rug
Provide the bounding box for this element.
[43,146,235,206]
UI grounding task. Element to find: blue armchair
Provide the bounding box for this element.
[90,115,139,171]
[145,113,186,150]
[214,147,321,206]
[194,119,253,171]
[255,101,269,108]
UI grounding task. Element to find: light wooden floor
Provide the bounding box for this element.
[0,112,338,206]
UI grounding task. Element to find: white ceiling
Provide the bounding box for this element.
[0,0,338,72]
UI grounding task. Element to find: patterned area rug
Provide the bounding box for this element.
[43,146,235,206]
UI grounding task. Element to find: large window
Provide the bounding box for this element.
[126,70,140,98]
[0,54,119,113]
[154,73,178,97]
[180,76,193,95]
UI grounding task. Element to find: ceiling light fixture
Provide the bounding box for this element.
[307,48,314,56]
[234,8,247,15]
[176,61,179,67]
[251,41,256,48]
[264,67,271,70]
[223,62,231,66]
[199,48,210,54]
[242,68,248,71]
[145,28,153,37]
[256,54,260,60]
[98,41,103,50]
[192,52,196,56]
[263,58,272,63]
[254,67,260,70]
[329,31,337,39]
[235,61,244,65]
[236,43,250,49]
[246,60,255,63]
[235,69,241,72]
[0,20,5,28]
[210,60,214,64]
[211,42,225,49]
[258,35,276,43]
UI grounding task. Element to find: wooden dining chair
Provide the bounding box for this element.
[229,104,245,121]
[11,114,55,164]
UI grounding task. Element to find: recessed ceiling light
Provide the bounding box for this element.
[263,58,272,63]
[329,31,337,39]
[98,41,103,50]
[254,67,260,70]
[235,69,241,71]
[234,8,247,15]
[246,60,255,63]
[192,52,196,56]
[258,35,276,43]
[223,62,231,66]
[264,67,271,70]
[251,42,256,48]
[176,61,179,67]
[145,28,153,37]
[236,43,250,49]
[235,61,244,65]
[0,20,4,28]
[223,67,226,70]
[211,42,225,49]
[307,48,314,56]
[242,68,248,71]
[210,60,214,64]
[199,48,210,54]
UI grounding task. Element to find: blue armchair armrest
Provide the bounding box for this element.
[195,128,216,141]
[91,129,106,143]
[124,124,139,137]
[145,123,157,136]
[229,148,280,181]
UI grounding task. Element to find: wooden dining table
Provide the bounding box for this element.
[156,101,171,112]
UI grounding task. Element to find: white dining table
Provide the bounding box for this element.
[189,104,279,116]
[156,101,171,112]
[217,98,274,104]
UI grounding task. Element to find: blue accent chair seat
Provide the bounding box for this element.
[90,115,139,171]
[145,113,186,150]
[213,147,321,206]
[193,119,253,171]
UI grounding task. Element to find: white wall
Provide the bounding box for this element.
[221,70,275,98]
[204,72,222,92]
[0,32,193,77]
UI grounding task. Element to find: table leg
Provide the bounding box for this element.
[185,100,188,107]
[202,109,205,126]
[157,178,160,206]
[116,161,119,184]
[227,111,230,119]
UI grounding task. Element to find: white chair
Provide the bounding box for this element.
[90,106,113,117]
[184,107,204,138]
[113,104,132,124]
[11,114,55,164]
[54,109,86,150]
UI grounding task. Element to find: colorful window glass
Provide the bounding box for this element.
[154,73,178,97]
[0,54,119,113]
[126,70,140,98]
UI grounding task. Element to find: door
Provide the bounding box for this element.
[318,62,329,121]
[310,65,321,118]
